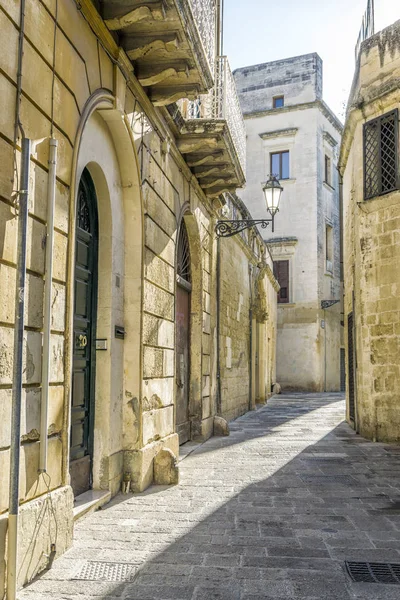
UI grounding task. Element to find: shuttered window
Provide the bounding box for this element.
[273,260,289,304]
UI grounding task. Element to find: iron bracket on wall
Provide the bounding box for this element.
[321,299,340,309]
[215,218,274,238]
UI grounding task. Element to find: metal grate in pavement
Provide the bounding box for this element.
[301,457,345,463]
[300,475,356,486]
[346,561,400,585]
[72,561,137,582]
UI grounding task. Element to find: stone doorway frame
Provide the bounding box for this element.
[175,205,203,440]
[63,90,144,496]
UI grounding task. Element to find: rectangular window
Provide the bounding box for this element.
[273,96,284,108]
[364,109,399,200]
[326,224,333,273]
[271,151,290,180]
[273,260,289,304]
[324,155,331,186]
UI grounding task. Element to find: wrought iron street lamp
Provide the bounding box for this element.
[215,175,283,238]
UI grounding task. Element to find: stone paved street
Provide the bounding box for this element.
[19,394,400,599]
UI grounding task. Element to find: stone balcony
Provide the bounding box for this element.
[173,56,246,197]
[101,0,215,105]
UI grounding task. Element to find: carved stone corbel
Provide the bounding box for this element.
[127,37,179,61]
[105,5,164,30]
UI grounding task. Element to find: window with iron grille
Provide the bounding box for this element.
[364,109,399,200]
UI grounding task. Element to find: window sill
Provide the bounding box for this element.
[325,260,333,277]
[323,181,335,192]
[280,178,296,185]
[277,302,295,307]
[361,188,400,212]
[324,271,334,278]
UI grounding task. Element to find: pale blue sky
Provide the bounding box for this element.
[224,0,400,120]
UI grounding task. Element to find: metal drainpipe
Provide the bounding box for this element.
[324,307,327,392]
[216,236,221,415]
[39,138,58,472]
[7,137,31,600]
[248,264,253,411]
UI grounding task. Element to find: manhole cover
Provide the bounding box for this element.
[73,561,137,582]
[346,561,400,584]
[301,475,356,485]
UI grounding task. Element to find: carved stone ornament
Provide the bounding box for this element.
[252,261,269,323]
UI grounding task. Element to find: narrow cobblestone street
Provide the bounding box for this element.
[19,394,400,600]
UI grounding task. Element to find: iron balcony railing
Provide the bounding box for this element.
[190,0,216,73]
[355,0,375,61]
[184,56,246,178]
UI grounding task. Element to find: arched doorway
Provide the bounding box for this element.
[175,220,192,444]
[70,168,99,496]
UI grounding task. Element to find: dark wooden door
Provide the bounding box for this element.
[70,169,98,497]
[340,348,346,392]
[347,312,356,422]
[175,221,191,445]
[254,322,260,401]
[176,284,190,444]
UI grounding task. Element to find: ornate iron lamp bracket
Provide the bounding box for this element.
[215,218,274,238]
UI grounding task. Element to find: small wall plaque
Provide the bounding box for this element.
[96,339,107,351]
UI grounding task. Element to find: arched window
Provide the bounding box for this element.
[177,220,191,285]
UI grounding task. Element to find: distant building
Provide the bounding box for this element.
[340,20,400,442]
[234,54,343,392]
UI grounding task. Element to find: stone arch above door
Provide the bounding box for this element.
[65,94,144,494]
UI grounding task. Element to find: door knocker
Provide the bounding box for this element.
[78,334,88,348]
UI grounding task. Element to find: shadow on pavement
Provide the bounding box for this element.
[19,394,400,600]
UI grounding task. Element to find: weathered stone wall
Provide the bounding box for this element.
[235,55,342,392]
[316,111,342,392]
[0,0,278,593]
[234,53,322,114]
[218,195,278,419]
[219,234,251,420]
[340,20,400,442]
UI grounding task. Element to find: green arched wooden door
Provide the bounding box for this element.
[70,168,98,497]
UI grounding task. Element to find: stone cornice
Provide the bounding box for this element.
[259,128,298,140]
[265,236,298,247]
[244,100,343,134]
[323,131,338,148]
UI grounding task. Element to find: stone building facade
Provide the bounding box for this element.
[340,20,400,443]
[0,0,279,595]
[234,54,343,392]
